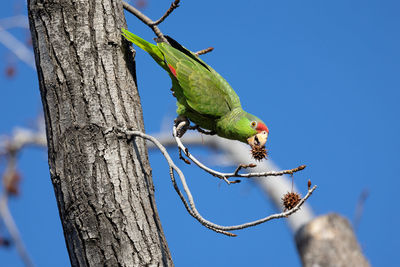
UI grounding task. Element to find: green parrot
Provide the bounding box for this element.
[122,28,269,147]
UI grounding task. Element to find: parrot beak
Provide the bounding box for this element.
[247,131,268,147]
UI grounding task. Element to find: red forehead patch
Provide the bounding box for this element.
[256,122,269,134]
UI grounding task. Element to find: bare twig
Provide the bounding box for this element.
[173,124,305,184]
[0,127,46,157]
[113,127,316,237]
[195,47,214,56]
[146,131,315,233]
[0,25,35,69]
[3,121,311,236]
[178,147,191,164]
[0,149,35,267]
[123,1,180,43]
[0,194,34,267]
[153,0,180,25]
[234,163,256,176]
[113,127,235,236]
[0,120,46,266]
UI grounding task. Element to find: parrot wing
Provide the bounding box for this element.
[158,37,241,118]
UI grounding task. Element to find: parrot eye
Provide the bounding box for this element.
[250,121,257,128]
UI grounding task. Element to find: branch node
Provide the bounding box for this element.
[234,163,257,176]
[122,1,169,43]
[223,176,230,184]
[153,0,181,26]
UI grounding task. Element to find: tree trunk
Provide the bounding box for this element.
[295,213,370,267]
[28,0,173,266]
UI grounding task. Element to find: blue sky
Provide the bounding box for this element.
[1,0,399,266]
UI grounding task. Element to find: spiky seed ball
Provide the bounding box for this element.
[282,192,301,211]
[250,145,268,161]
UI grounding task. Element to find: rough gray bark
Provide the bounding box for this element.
[28,0,173,266]
[295,213,370,267]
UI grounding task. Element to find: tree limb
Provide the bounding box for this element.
[115,127,316,237]
[122,1,172,42]
[153,0,180,26]
[173,124,305,184]
[123,1,214,58]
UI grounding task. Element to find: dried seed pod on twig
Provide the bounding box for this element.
[282,192,301,211]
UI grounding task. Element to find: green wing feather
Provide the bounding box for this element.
[158,42,241,118]
[122,29,242,119]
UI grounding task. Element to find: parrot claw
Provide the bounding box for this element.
[188,124,216,136]
[174,116,190,138]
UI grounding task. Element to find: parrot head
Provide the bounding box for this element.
[247,126,269,147]
[216,109,269,148]
[231,112,269,147]
[245,115,269,147]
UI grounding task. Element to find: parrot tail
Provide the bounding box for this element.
[121,28,164,64]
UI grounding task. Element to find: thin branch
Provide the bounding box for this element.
[122,1,154,26]
[122,0,211,56]
[0,121,45,266]
[153,0,180,25]
[122,1,178,43]
[112,127,316,237]
[217,185,316,231]
[195,47,214,56]
[173,124,305,184]
[178,147,190,165]
[0,194,34,267]
[0,25,35,69]
[234,163,256,176]
[146,131,315,232]
[112,127,235,236]
[0,127,47,157]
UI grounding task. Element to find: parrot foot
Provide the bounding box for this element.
[174,116,190,138]
[188,125,216,136]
